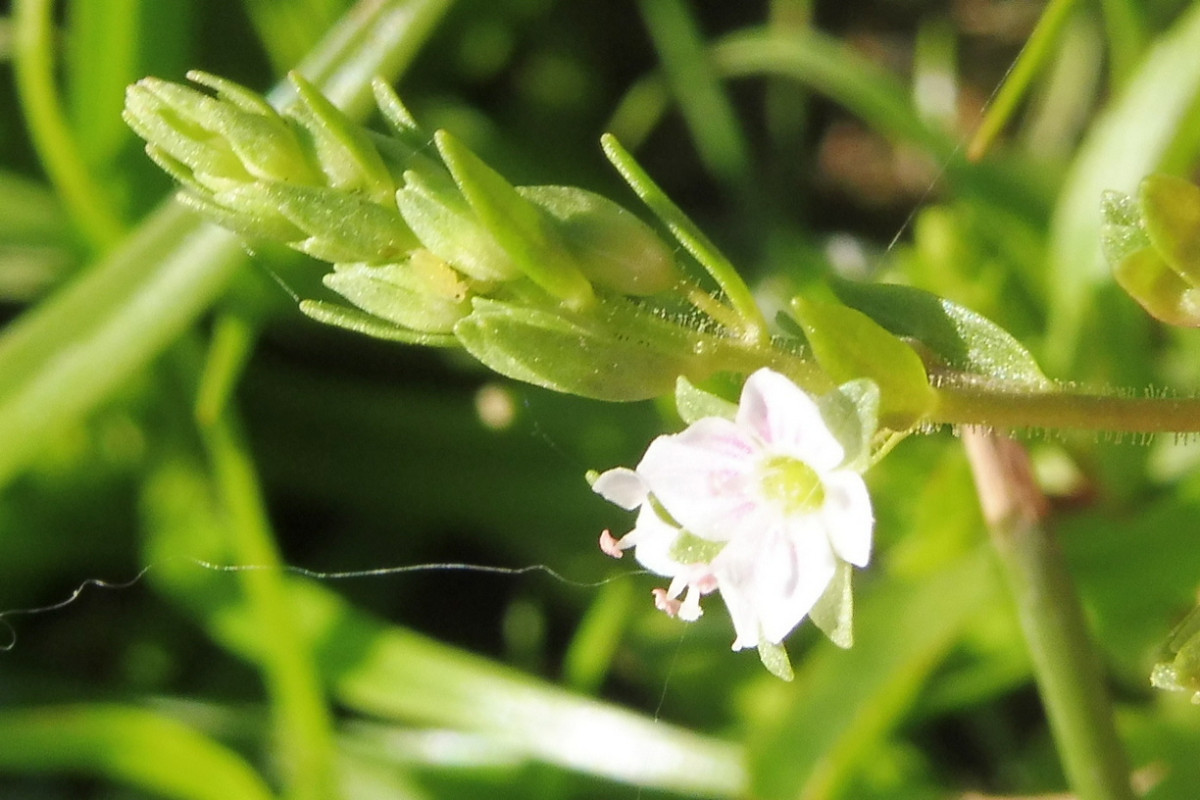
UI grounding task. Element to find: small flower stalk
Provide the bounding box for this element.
[592,368,879,680]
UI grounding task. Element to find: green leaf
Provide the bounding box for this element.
[789,295,935,430]
[675,375,737,424]
[831,279,1050,390]
[1111,246,1200,327]
[298,299,457,346]
[0,705,274,800]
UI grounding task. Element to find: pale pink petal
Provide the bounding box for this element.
[819,471,874,567]
[592,467,649,510]
[754,527,837,644]
[737,369,843,470]
[713,521,837,648]
[637,418,759,540]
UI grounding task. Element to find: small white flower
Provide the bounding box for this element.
[593,368,874,651]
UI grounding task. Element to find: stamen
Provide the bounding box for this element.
[652,587,683,616]
[598,529,626,558]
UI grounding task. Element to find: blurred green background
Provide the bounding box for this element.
[4,0,1200,798]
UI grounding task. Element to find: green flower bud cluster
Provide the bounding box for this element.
[1101,174,1200,328]
[124,72,415,264]
[124,72,722,399]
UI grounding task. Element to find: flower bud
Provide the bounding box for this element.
[434,130,595,308]
[241,183,416,263]
[124,74,320,190]
[322,249,472,335]
[124,72,414,262]
[1140,174,1200,285]
[396,166,522,282]
[519,186,680,295]
[286,72,396,203]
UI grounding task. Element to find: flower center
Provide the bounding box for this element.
[759,455,825,514]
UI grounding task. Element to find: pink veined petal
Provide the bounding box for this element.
[713,520,838,648]
[708,541,764,650]
[755,523,838,644]
[737,369,844,470]
[637,418,760,540]
[592,467,649,510]
[819,470,874,568]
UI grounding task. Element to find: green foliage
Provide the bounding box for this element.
[6,1,1200,799]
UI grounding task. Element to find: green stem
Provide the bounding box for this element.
[200,407,337,800]
[12,0,127,248]
[933,383,1200,433]
[964,432,1134,800]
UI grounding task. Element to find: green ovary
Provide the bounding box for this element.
[759,455,825,515]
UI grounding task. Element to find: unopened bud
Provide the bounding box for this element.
[322,249,472,334]
[520,186,679,296]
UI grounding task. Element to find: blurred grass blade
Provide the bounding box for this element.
[710,28,1046,219]
[244,0,348,73]
[13,0,128,246]
[749,547,997,800]
[0,0,452,491]
[1098,0,1147,86]
[637,0,751,190]
[65,0,193,219]
[966,0,1079,161]
[0,705,275,800]
[1045,2,1200,373]
[199,402,336,800]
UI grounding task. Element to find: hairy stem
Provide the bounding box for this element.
[934,383,1200,433]
[964,432,1134,800]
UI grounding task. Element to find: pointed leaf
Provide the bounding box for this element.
[455,298,694,400]
[831,279,1049,390]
